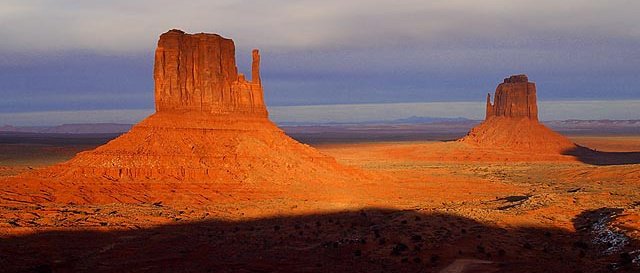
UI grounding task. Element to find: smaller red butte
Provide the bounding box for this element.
[461,74,577,154]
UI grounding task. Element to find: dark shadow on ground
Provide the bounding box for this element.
[1,208,638,273]
[563,145,640,166]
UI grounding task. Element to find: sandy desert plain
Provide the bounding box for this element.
[1,126,640,273]
[0,30,639,273]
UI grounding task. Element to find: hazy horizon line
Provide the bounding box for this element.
[1,99,639,126]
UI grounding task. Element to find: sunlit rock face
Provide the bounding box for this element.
[154,29,266,117]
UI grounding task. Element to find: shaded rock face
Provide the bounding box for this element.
[485,74,538,121]
[154,29,266,116]
[462,75,576,154]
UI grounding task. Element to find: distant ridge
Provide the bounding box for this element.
[2,119,639,134]
[0,123,132,134]
[277,116,475,126]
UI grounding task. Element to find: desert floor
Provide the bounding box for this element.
[0,133,639,272]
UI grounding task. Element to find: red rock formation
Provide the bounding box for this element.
[16,30,362,203]
[154,29,266,116]
[485,74,538,121]
[252,49,261,85]
[461,74,576,154]
[485,93,494,120]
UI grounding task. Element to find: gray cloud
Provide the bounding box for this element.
[0,1,638,114]
[1,0,638,53]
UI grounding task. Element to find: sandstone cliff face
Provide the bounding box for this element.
[485,74,538,121]
[462,74,575,153]
[154,29,266,116]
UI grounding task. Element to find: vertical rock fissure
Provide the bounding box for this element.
[153,30,267,117]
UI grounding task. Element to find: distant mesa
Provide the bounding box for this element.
[460,74,577,154]
[24,30,358,189]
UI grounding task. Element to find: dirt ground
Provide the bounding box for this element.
[0,134,639,272]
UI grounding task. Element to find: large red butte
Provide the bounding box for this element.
[19,30,359,193]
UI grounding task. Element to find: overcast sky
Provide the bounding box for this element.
[1,0,639,124]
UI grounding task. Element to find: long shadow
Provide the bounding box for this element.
[562,145,640,166]
[1,208,638,273]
